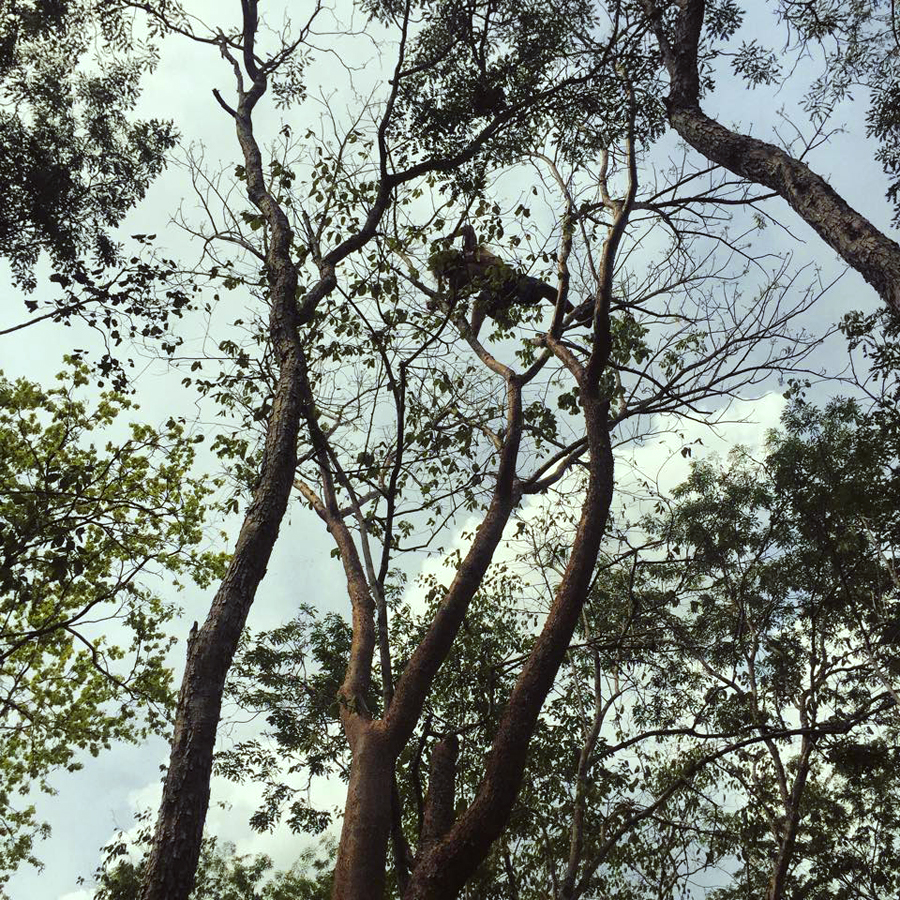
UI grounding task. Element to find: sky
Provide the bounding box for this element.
[0,2,894,898]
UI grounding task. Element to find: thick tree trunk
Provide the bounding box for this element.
[331,724,395,900]
[139,333,304,900]
[139,7,310,897]
[667,100,900,316]
[417,735,459,858]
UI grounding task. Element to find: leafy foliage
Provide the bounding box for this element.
[217,607,354,835]
[0,361,225,880]
[0,0,177,288]
[632,393,900,898]
[94,831,334,900]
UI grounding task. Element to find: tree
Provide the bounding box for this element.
[129,2,628,897]
[118,2,830,896]
[641,395,900,899]
[70,1,839,897]
[0,0,176,289]
[3,2,895,899]
[0,362,223,882]
[0,0,200,388]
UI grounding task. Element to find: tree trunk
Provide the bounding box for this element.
[766,739,813,900]
[139,334,304,900]
[331,724,395,900]
[403,390,615,900]
[667,100,900,317]
[643,0,900,318]
[139,6,310,897]
[417,735,459,858]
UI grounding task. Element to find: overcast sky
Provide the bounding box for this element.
[1,3,893,898]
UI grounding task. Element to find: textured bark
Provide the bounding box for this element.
[139,6,312,898]
[139,224,303,900]
[331,725,394,900]
[417,735,459,857]
[138,371,301,900]
[668,102,900,316]
[644,0,900,318]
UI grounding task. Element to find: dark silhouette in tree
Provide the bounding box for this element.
[430,224,586,332]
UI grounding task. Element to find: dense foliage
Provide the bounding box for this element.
[0,0,176,288]
[0,362,223,879]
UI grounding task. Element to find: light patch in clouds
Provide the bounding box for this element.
[623,392,787,499]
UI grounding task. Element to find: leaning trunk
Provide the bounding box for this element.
[403,389,615,900]
[642,0,900,318]
[139,333,304,900]
[140,6,307,895]
[667,100,900,317]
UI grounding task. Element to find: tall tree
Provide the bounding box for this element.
[131,2,619,897]
[2,2,877,899]
[636,392,900,899]
[131,4,824,893]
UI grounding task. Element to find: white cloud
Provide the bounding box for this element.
[623,392,787,499]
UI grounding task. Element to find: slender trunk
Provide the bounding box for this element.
[766,739,814,900]
[559,654,606,900]
[417,735,459,858]
[403,389,614,900]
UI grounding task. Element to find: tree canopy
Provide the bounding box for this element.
[0,362,223,881]
[0,0,176,288]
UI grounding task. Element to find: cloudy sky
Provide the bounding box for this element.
[0,2,892,898]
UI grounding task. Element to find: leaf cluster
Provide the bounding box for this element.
[0,360,225,880]
[0,0,178,288]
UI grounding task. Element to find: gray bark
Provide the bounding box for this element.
[139,6,326,897]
